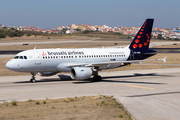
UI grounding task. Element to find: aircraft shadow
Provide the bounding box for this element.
[126,91,180,97]
[103,73,171,79]
[13,75,73,83]
[14,73,171,84]
[73,73,171,84]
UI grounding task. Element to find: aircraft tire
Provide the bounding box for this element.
[30,78,36,83]
[93,75,102,82]
[32,79,36,83]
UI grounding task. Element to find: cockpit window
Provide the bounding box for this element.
[14,56,27,59]
[14,56,19,59]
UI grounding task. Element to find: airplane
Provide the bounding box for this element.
[6,19,167,83]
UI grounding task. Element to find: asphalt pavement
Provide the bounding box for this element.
[0,68,180,120]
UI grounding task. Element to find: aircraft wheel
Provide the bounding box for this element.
[30,78,36,83]
[93,75,102,82]
[32,79,36,83]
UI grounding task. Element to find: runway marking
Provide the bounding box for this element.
[124,84,154,90]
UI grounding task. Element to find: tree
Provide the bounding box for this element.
[174,38,180,41]
[61,28,68,34]
[83,30,89,34]
[75,28,81,31]
[0,33,6,38]
[10,28,15,30]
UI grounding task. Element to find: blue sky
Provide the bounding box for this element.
[0,0,179,29]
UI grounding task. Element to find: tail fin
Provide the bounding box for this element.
[129,19,154,51]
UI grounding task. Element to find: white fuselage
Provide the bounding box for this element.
[6,47,130,73]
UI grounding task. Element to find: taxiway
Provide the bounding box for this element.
[0,68,180,120]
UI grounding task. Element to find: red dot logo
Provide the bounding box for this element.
[144,42,147,46]
[147,36,150,38]
[141,29,144,31]
[135,39,139,43]
[137,35,141,39]
[147,39,150,42]
[146,34,148,36]
[139,44,143,48]
[133,44,137,48]
[139,32,143,34]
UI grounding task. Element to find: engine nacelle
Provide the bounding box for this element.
[70,67,93,80]
[38,72,58,77]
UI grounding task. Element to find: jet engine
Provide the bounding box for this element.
[38,72,58,77]
[70,67,93,80]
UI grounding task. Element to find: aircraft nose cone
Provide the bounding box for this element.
[6,60,13,70]
[6,60,19,71]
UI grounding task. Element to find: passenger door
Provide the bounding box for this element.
[34,51,41,65]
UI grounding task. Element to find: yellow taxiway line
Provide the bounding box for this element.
[124,84,154,90]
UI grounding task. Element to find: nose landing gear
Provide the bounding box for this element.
[30,72,36,83]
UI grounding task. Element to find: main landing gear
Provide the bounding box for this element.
[92,70,102,82]
[93,75,102,82]
[30,72,36,83]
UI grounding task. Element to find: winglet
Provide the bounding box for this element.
[162,56,167,63]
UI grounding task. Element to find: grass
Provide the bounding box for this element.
[11,100,17,106]
[28,99,33,102]
[68,97,74,102]
[36,101,40,105]
[119,115,124,118]
[73,32,129,39]
[0,39,129,51]
[0,95,133,120]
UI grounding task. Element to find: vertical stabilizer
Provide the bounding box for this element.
[129,19,154,51]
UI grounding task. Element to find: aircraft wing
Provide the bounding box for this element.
[70,57,167,69]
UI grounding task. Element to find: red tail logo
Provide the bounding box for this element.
[42,51,47,56]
